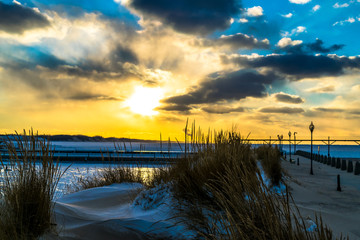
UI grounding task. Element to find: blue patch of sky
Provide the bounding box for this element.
[264,80,293,96]
[305,92,337,106]
[2,0,140,28]
[221,0,360,56]
[0,42,66,69]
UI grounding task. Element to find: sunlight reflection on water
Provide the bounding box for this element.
[0,162,162,198]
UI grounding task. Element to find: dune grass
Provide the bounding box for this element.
[256,144,283,186]
[0,130,67,239]
[69,163,146,192]
[157,123,344,240]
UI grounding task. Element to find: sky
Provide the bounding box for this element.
[0,0,360,140]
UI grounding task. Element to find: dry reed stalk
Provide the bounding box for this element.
[0,129,68,239]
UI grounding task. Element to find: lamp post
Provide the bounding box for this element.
[309,121,315,175]
[294,132,297,154]
[288,131,291,161]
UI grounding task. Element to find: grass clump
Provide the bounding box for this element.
[256,144,283,186]
[0,130,67,239]
[70,164,146,192]
[164,123,342,240]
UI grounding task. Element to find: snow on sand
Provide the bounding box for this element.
[46,183,194,240]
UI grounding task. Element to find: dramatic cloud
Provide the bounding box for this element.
[306,39,344,53]
[201,106,244,114]
[247,6,263,17]
[308,85,335,93]
[306,107,360,118]
[225,54,360,79]
[156,104,192,113]
[163,70,280,106]
[274,93,304,104]
[196,33,270,50]
[111,45,139,65]
[278,39,345,54]
[314,107,344,113]
[0,2,50,34]
[67,93,123,101]
[128,0,241,34]
[259,107,304,114]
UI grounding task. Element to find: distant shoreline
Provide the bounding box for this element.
[0,134,159,143]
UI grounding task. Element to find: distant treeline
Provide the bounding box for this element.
[0,134,158,143]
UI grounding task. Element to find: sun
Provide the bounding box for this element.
[125,86,164,116]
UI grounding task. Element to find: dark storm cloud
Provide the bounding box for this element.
[306,39,344,53]
[305,108,360,118]
[67,93,123,101]
[128,0,241,35]
[163,70,280,106]
[1,41,140,81]
[0,41,147,102]
[156,104,192,112]
[112,45,139,65]
[314,107,344,113]
[259,107,304,114]
[0,2,50,33]
[308,85,335,93]
[224,54,360,79]
[281,39,345,54]
[274,93,304,104]
[201,106,244,114]
[195,33,269,50]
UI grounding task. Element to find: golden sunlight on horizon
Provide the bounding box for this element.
[125,86,164,116]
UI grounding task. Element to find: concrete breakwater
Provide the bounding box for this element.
[295,150,360,175]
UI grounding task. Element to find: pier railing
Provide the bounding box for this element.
[0,149,186,162]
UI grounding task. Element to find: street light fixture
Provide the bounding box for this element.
[288,131,291,161]
[309,121,315,175]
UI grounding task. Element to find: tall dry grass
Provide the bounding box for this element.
[256,144,282,186]
[69,163,146,192]
[163,123,343,240]
[0,130,67,239]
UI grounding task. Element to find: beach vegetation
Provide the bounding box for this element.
[164,122,342,240]
[0,130,67,239]
[256,144,283,186]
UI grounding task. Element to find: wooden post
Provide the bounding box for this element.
[337,174,341,192]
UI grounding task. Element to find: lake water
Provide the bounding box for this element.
[1,141,359,196]
[51,141,360,159]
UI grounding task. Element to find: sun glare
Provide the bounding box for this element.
[125,86,163,116]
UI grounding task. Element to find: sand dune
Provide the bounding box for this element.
[45,183,191,240]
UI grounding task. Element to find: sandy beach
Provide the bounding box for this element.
[282,155,360,239]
